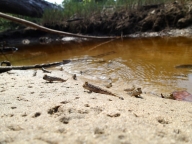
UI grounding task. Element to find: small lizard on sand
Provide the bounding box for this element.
[43,74,67,83]
[124,85,142,97]
[72,74,77,80]
[105,82,112,88]
[131,88,142,96]
[129,88,142,97]
[83,82,124,100]
[124,85,135,92]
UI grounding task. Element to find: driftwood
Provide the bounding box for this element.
[0,51,116,73]
[0,58,106,73]
[0,12,119,39]
[0,0,61,18]
[42,67,51,73]
[0,60,70,73]
[175,64,192,69]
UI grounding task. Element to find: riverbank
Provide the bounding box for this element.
[1,1,192,44]
[0,69,192,144]
[1,2,192,143]
[43,2,192,36]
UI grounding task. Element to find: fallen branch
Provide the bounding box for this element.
[88,39,115,51]
[0,51,117,73]
[175,64,192,69]
[0,12,119,39]
[0,60,70,73]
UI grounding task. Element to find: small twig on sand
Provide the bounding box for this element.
[42,67,51,73]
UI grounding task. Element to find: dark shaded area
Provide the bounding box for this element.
[0,0,61,18]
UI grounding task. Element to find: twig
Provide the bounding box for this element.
[42,67,51,73]
[88,39,114,51]
[0,61,65,73]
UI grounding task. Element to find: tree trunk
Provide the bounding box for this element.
[0,0,61,18]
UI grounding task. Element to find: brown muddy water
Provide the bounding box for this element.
[1,37,192,95]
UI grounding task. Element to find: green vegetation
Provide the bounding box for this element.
[42,0,104,25]
[41,0,176,25]
[0,19,10,32]
[0,15,40,32]
[0,0,189,31]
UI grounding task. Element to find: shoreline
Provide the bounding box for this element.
[1,26,192,47]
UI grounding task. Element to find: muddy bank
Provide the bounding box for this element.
[1,2,192,45]
[1,26,192,47]
[43,2,192,36]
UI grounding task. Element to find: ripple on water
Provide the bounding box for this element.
[2,37,192,95]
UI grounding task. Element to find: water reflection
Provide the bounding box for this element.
[1,37,192,94]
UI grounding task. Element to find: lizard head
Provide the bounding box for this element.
[43,74,48,79]
[83,82,88,88]
[137,88,142,93]
[73,74,77,80]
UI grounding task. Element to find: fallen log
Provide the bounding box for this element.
[0,12,119,39]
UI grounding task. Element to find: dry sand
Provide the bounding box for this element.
[0,69,192,144]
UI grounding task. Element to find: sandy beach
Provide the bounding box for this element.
[0,69,192,144]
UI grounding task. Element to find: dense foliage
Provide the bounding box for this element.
[0,0,188,31]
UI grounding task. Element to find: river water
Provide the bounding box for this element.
[1,37,192,95]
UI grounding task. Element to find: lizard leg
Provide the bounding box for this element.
[88,90,92,93]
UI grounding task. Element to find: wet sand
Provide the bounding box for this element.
[0,69,192,144]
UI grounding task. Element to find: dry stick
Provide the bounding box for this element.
[0,12,120,39]
[0,58,106,73]
[88,39,114,51]
[0,61,66,73]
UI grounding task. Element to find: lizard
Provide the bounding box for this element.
[43,74,68,83]
[124,85,135,92]
[126,87,142,97]
[83,82,124,100]
[131,88,142,97]
[105,82,112,88]
[124,85,142,97]
[72,74,77,80]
